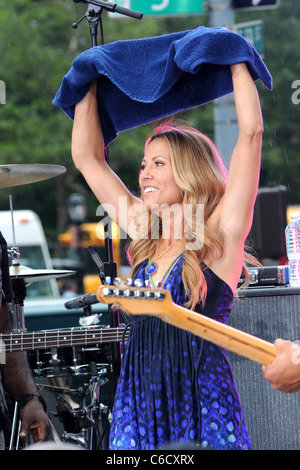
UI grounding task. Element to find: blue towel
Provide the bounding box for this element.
[53,26,272,147]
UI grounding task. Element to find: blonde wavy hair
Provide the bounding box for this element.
[128,120,257,310]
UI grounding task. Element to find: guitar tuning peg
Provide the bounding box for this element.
[156,281,163,288]
[113,277,122,286]
[133,278,143,287]
[105,276,111,284]
[125,278,133,286]
[145,279,151,288]
[155,291,165,300]
[124,288,134,297]
[146,290,155,299]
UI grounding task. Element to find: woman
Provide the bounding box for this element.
[71,62,263,450]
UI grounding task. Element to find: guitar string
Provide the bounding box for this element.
[1,328,129,351]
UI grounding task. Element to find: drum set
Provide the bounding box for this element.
[1,164,117,450]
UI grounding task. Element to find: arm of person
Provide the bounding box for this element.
[208,63,263,291]
[262,339,300,393]
[71,81,141,235]
[0,301,50,442]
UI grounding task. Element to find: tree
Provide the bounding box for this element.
[236,1,300,203]
[0,0,299,246]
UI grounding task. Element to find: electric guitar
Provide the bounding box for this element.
[0,325,128,354]
[96,284,277,366]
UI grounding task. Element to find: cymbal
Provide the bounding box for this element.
[0,164,66,188]
[10,265,75,284]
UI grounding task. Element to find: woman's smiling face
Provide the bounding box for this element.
[139,137,183,210]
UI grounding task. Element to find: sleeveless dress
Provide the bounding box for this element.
[109,255,252,450]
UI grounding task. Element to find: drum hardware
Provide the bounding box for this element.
[1,165,124,448]
[28,345,111,379]
[35,364,110,450]
[9,278,27,333]
[9,403,22,450]
[7,195,75,332]
[5,184,68,449]
[8,266,75,336]
[28,341,111,449]
[70,346,80,375]
[7,195,27,334]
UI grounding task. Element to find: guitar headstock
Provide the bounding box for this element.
[96,283,173,315]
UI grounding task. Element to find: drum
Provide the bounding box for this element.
[27,344,110,378]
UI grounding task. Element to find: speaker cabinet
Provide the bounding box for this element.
[228,286,300,450]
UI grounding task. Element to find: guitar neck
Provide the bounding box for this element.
[160,302,277,366]
[0,326,127,353]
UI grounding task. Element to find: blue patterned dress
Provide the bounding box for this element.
[109,255,252,450]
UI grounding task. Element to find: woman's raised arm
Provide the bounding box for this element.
[217,63,263,239]
[71,82,141,233]
[207,63,263,291]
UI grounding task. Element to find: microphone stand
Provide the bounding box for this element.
[71,1,142,393]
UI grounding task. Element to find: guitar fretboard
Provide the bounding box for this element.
[0,326,128,353]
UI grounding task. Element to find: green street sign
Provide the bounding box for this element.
[232,20,264,56]
[109,0,207,17]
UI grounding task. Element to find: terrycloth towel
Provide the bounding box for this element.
[53,26,272,147]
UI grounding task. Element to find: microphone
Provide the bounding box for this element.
[64,292,98,310]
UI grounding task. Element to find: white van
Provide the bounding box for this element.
[0,210,59,297]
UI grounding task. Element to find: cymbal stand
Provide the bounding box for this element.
[7,195,26,333]
[7,195,25,449]
[7,195,61,449]
[71,1,142,393]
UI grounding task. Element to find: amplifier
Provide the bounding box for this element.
[239,265,289,287]
[228,286,300,450]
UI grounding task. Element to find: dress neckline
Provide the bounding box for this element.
[148,250,185,288]
[201,261,234,297]
[141,256,234,298]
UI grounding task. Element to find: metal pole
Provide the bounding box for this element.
[208,0,236,168]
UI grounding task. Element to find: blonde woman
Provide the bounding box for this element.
[71,62,263,450]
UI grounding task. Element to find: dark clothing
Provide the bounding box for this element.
[0,232,14,431]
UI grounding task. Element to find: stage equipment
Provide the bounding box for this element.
[228,286,300,450]
[238,265,289,287]
[0,164,66,188]
[9,265,75,285]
